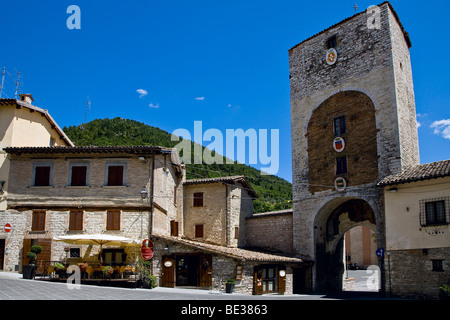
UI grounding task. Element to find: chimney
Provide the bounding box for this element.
[19,93,34,104]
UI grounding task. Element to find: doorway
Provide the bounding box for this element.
[293,267,307,294]
[161,254,212,288]
[176,255,199,286]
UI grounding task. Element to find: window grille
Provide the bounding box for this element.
[419,197,450,227]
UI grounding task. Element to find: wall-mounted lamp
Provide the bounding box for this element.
[388,188,398,193]
[138,156,146,161]
[140,186,148,200]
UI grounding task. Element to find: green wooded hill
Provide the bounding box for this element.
[63,117,292,213]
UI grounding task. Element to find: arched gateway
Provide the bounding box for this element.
[289,3,419,293]
[313,197,380,291]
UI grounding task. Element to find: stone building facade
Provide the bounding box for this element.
[379,161,450,299]
[0,146,183,273]
[288,2,420,292]
[0,145,309,295]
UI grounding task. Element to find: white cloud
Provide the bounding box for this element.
[137,89,148,98]
[149,103,160,109]
[417,121,421,129]
[195,97,205,101]
[431,119,450,140]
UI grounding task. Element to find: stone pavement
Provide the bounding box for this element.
[0,271,328,300]
[0,271,391,301]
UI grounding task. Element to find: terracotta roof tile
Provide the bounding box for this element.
[378,160,450,186]
[153,233,307,263]
[184,176,258,198]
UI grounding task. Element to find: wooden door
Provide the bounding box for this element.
[22,239,32,269]
[278,268,286,294]
[253,267,263,295]
[199,254,212,288]
[35,239,52,274]
[161,256,175,288]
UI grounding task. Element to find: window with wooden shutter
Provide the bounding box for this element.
[70,166,87,186]
[34,166,51,186]
[107,165,124,186]
[32,211,46,231]
[69,210,83,230]
[234,227,239,239]
[195,224,204,238]
[170,220,179,236]
[107,210,121,230]
[174,186,177,205]
[193,192,204,207]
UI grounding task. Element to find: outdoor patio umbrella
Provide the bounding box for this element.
[52,234,140,264]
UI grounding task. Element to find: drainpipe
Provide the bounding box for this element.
[149,154,155,239]
[225,184,229,247]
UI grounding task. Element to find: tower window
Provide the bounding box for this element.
[327,36,337,49]
[334,116,346,136]
[336,157,348,175]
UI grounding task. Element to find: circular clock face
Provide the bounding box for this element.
[326,48,338,65]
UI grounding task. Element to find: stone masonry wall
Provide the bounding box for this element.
[386,247,450,299]
[246,211,293,254]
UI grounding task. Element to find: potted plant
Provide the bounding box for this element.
[225,278,236,293]
[103,266,114,278]
[23,245,42,279]
[136,259,156,289]
[439,284,450,300]
[53,263,66,278]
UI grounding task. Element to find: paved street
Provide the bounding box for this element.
[0,271,385,301]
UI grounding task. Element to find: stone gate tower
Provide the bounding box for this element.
[289,2,419,291]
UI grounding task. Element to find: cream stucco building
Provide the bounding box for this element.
[0,95,73,210]
[379,160,450,298]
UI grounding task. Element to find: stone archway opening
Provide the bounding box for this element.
[314,198,380,292]
[342,225,380,292]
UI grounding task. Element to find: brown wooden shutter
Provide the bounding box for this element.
[107,210,120,230]
[195,224,204,238]
[170,220,179,236]
[69,211,83,230]
[193,192,204,207]
[174,186,177,205]
[32,211,46,231]
[71,166,87,186]
[107,166,124,186]
[34,166,51,186]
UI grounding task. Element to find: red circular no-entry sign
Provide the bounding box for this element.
[141,239,154,260]
[4,223,11,233]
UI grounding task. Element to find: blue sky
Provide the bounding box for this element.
[1,0,450,183]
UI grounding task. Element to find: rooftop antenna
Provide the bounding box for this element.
[354,3,358,14]
[81,95,91,145]
[0,67,5,98]
[14,71,21,99]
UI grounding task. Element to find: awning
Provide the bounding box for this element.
[52,234,140,263]
[52,234,140,247]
